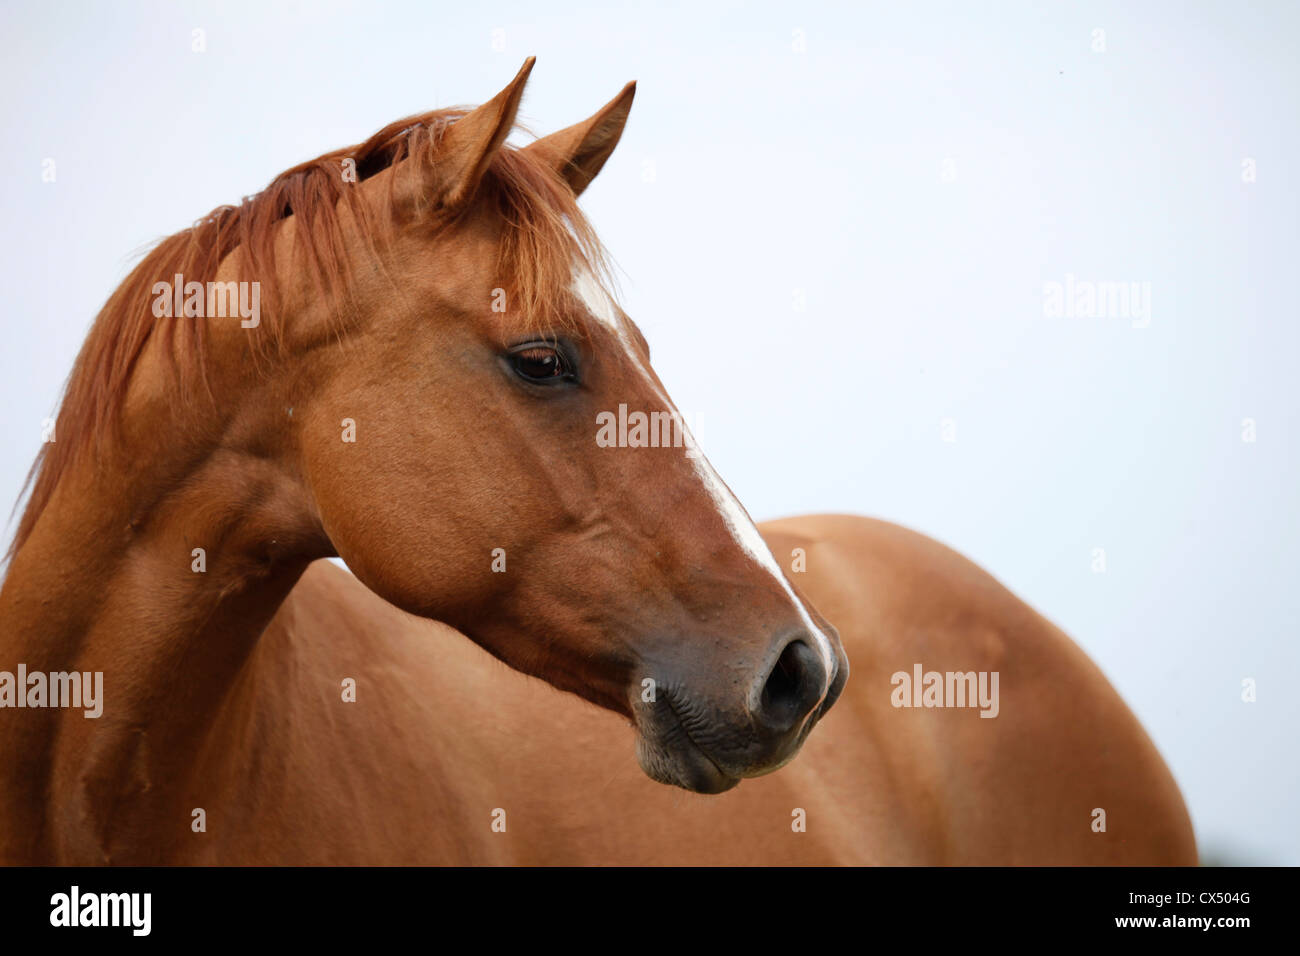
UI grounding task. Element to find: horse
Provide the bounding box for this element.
[0,61,1195,864]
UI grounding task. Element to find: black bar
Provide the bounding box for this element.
[0,865,1282,941]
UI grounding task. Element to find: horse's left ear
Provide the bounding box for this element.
[525,81,636,196]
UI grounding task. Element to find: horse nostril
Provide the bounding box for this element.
[758,639,822,732]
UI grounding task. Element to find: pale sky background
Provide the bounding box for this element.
[1,1,1296,864]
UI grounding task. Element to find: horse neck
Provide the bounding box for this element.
[0,312,330,863]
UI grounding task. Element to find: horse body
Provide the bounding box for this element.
[125,514,1185,865]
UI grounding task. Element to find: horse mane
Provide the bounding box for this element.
[7,107,611,562]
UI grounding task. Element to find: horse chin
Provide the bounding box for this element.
[635,734,742,795]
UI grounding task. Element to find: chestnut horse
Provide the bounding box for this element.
[0,61,1194,864]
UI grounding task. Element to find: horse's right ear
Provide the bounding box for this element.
[406,57,535,211]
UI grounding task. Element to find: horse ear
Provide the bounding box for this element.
[432,56,535,208]
[525,81,636,196]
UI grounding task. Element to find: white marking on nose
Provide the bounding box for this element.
[683,451,838,696]
[570,266,838,702]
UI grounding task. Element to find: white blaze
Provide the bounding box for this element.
[572,267,837,702]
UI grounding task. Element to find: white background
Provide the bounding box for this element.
[1,0,1296,863]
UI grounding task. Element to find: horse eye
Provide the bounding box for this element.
[509,345,574,384]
